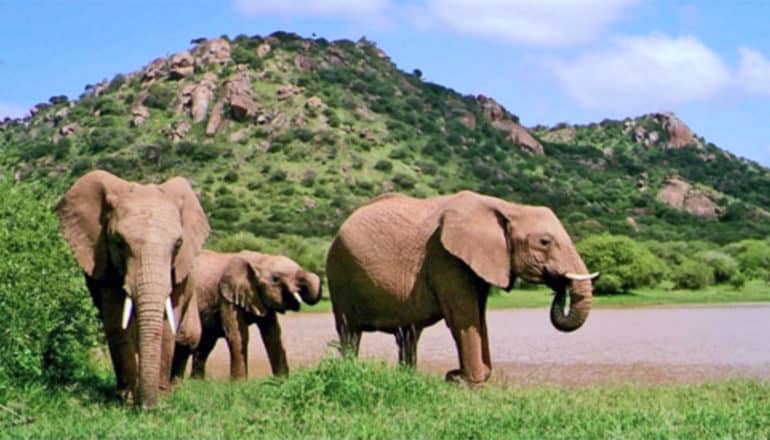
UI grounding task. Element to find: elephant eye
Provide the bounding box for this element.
[174,238,183,252]
[539,235,553,247]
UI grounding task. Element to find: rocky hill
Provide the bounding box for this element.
[2,31,769,244]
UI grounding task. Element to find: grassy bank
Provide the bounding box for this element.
[4,358,769,439]
[302,279,770,313]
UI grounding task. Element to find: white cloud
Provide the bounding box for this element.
[551,33,731,112]
[737,47,770,96]
[233,0,390,18]
[420,0,639,46]
[0,102,27,119]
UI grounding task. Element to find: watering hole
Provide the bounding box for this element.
[201,305,770,386]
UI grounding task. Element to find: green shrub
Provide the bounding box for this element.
[0,181,99,394]
[577,234,665,294]
[208,232,329,275]
[696,251,739,284]
[723,240,770,279]
[145,83,175,110]
[374,160,393,172]
[392,173,417,190]
[672,259,715,290]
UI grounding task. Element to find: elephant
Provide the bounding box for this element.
[56,170,210,408]
[326,190,598,386]
[172,250,322,380]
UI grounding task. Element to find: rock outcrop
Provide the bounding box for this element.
[205,68,257,134]
[624,113,701,149]
[169,51,195,78]
[130,105,150,127]
[193,38,231,66]
[657,177,719,219]
[191,73,218,123]
[142,58,166,81]
[477,95,544,155]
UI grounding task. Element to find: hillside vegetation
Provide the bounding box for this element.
[1,31,770,245]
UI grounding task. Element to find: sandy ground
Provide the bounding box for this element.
[197,304,770,386]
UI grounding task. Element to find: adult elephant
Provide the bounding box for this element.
[56,170,210,408]
[326,191,598,385]
[174,250,321,380]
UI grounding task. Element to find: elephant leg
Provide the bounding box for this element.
[191,333,218,379]
[256,313,289,376]
[438,290,491,386]
[395,325,422,368]
[478,293,492,372]
[222,304,250,379]
[88,280,138,401]
[170,343,191,383]
[335,315,361,358]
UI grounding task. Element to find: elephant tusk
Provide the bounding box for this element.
[292,291,303,304]
[165,297,177,335]
[121,296,133,329]
[565,272,600,281]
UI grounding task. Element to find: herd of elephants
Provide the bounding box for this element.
[56,170,599,408]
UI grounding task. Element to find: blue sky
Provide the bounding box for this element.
[1,0,769,165]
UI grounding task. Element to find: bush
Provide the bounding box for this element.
[392,173,417,190]
[672,259,715,290]
[723,240,770,279]
[145,83,176,110]
[577,234,665,294]
[0,181,99,394]
[696,251,739,284]
[208,232,329,275]
[374,160,393,172]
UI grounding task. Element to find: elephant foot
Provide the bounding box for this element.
[444,369,488,389]
[118,388,135,406]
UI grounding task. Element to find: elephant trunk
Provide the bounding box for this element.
[550,279,593,332]
[136,290,165,408]
[549,256,594,333]
[299,272,322,305]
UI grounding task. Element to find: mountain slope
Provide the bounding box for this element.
[1,31,769,244]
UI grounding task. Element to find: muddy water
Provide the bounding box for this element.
[200,305,770,386]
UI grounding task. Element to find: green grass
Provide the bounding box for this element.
[301,279,770,313]
[4,357,769,439]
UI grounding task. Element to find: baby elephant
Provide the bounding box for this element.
[173,250,322,380]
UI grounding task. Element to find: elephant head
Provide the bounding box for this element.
[439,192,598,332]
[56,170,209,407]
[220,252,322,316]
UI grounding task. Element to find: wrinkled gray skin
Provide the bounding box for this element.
[56,170,209,408]
[171,250,322,380]
[326,191,597,386]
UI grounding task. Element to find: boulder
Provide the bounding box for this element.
[172,83,196,115]
[221,70,257,121]
[142,58,166,81]
[305,96,323,109]
[458,112,476,130]
[539,125,575,144]
[276,85,304,100]
[165,120,191,143]
[191,73,218,123]
[228,128,250,143]
[659,112,699,148]
[169,51,195,79]
[656,177,719,219]
[193,38,231,65]
[205,102,224,135]
[130,105,150,127]
[59,123,77,137]
[477,95,543,154]
[257,43,271,58]
[294,55,313,72]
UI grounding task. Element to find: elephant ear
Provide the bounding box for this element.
[159,177,211,284]
[220,257,269,317]
[439,198,511,289]
[55,170,131,279]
